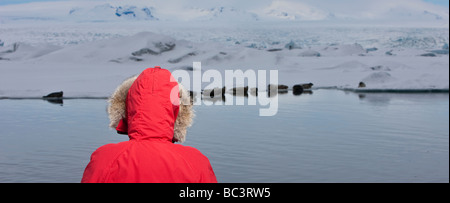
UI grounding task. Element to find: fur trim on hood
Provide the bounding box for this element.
[108,75,194,143]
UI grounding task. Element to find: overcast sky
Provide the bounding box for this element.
[424,0,450,7]
[0,0,449,7]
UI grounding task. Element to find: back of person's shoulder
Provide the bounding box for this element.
[173,144,211,164]
[172,144,203,155]
[92,140,132,159]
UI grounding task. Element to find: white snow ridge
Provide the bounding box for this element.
[0,0,448,98]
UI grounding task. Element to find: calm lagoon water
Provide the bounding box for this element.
[0,90,448,183]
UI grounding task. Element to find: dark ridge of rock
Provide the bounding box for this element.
[43,91,63,98]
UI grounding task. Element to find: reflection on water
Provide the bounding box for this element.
[0,90,448,183]
[45,98,64,106]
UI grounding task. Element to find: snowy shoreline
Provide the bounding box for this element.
[1,88,447,101]
[1,30,448,98]
[1,17,449,99]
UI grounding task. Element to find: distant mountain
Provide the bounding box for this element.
[259,0,330,21]
[0,0,447,26]
[68,4,158,21]
[187,6,259,21]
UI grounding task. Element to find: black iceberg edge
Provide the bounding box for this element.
[339,88,449,93]
[0,88,448,100]
[0,96,109,100]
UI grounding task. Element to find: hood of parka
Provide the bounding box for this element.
[108,67,194,143]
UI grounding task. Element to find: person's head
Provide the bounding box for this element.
[108,67,194,143]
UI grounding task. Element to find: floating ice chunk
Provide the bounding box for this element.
[0,42,62,60]
[420,53,437,57]
[366,47,378,52]
[362,72,396,85]
[430,50,449,55]
[369,65,391,71]
[285,40,302,50]
[443,43,449,50]
[299,50,321,57]
[321,43,366,56]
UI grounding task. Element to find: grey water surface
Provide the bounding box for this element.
[0,90,448,183]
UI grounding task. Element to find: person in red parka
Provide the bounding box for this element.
[81,67,217,183]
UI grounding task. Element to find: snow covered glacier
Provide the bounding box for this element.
[0,0,448,98]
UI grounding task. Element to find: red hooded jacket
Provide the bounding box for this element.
[81,67,217,183]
